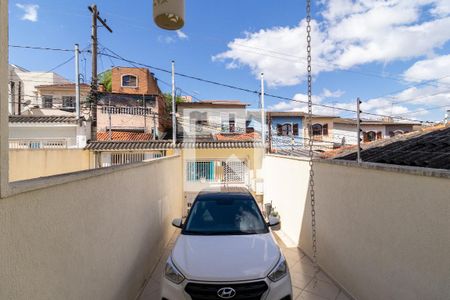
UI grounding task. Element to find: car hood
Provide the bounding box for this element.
[171,233,280,282]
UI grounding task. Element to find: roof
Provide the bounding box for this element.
[178,100,249,107]
[85,140,263,151]
[335,126,450,170]
[267,111,308,117]
[9,115,78,124]
[215,132,260,141]
[272,148,322,158]
[35,83,90,89]
[333,117,420,126]
[97,131,152,141]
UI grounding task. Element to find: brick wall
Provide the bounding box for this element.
[111,67,160,95]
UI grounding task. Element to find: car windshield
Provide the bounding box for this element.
[183,195,269,235]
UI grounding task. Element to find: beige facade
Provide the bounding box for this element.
[1,156,183,300]
[9,149,92,181]
[35,84,90,110]
[264,155,450,300]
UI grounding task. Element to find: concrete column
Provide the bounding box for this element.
[0,0,9,196]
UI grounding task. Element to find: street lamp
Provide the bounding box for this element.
[153,0,185,30]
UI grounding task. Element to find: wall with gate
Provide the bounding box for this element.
[263,155,450,300]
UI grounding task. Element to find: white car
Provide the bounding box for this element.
[161,188,292,300]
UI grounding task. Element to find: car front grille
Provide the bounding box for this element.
[185,281,268,300]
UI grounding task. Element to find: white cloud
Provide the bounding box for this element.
[176,30,188,40]
[321,88,345,98]
[214,1,450,87]
[158,36,175,44]
[403,54,450,84]
[16,3,39,22]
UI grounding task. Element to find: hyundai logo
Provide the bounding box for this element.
[217,287,236,299]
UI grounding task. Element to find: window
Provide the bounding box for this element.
[229,113,236,133]
[62,96,75,108]
[190,111,207,132]
[323,124,329,136]
[42,95,53,108]
[282,124,292,136]
[364,131,377,142]
[183,196,268,235]
[293,124,299,136]
[276,124,283,136]
[121,75,138,87]
[312,124,323,136]
[186,160,247,183]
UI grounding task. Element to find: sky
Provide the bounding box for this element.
[8,0,450,122]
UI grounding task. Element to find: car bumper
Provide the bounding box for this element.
[161,273,292,300]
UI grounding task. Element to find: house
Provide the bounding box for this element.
[177,100,248,140]
[8,64,70,114]
[267,111,304,151]
[306,116,419,147]
[9,115,91,149]
[334,125,450,170]
[35,83,90,111]
[96,67,168,139]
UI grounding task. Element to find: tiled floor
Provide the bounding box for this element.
[139,232,351,300]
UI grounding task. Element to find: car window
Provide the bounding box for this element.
[183,196,268,235]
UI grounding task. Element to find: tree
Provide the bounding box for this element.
[99,70,112,92]
[164,93,184,113]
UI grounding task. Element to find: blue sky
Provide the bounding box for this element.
[9,0,450,122]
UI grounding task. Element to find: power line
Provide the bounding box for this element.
[97,50,434,123]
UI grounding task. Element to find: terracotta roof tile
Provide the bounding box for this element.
[86,141,263,150]
[215,132,260,141]
[97,131,152,141]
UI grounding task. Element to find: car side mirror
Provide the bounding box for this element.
[172,218,183,229]
[268,216,281,230]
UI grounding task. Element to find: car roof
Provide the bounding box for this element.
[195,187,254,201]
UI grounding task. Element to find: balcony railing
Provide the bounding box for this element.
[9,138,75,149]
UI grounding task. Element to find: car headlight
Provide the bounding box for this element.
[267,255,288,282]
[165,258,185,284]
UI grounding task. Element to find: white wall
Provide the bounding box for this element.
[9,123,90,148]
[178,107,247,136]
[0,156,183,300]
[264,155,450,300]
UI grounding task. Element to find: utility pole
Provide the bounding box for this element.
[260,73,266,151]
[142,94,147,134]
[356,97,362,163]
[17,81,21,115]
[108,98,112,140]
[75,44,81,120]
[88,4,112,141]
[172,60,176,146]
[9,81,15,115]
[153,112,157,140]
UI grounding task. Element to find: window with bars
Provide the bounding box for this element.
[186,160,247,183]
[42,95,53,108]
[62,96,75,108]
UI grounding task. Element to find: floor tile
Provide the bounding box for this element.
[298,290,329,300]
[304,278,340,300]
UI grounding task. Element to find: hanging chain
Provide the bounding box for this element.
[306,0,318,272]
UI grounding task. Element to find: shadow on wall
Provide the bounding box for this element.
[264,155,450,300]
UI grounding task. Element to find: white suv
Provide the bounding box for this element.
[161,188,292,300]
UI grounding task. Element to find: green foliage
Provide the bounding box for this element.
[99,70,112,92]
[164,93,184,113]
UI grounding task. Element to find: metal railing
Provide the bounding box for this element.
[186,160,248,184]
[9,138,73,149]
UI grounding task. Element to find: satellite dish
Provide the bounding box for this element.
[153,0,185,30]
